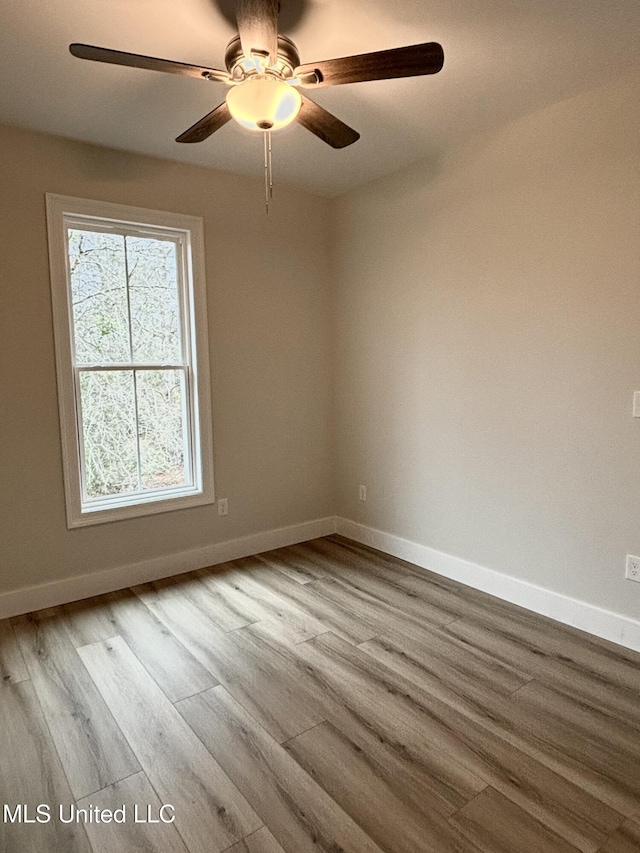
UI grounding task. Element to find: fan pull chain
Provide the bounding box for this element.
[268,131,273,200]
[263,130,268,212]
[263,130,273,214]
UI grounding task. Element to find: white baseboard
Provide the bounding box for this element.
[5,512,639,654]
[0,516,338,620]
[336,517,640,654]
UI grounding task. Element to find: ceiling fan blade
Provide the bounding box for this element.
[294,42,444,88]
[176,102,232,143]
[296,95,360,149]
[69,43,230,83]
[235,0,279,65]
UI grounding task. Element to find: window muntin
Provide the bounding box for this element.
[46,196,214,527]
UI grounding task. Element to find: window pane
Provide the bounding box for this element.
[69,230,131,364]
[79,370,138,498]
[136,369,188,490]
[127,236,181,364]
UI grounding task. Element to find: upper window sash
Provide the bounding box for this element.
[65,224,188,369]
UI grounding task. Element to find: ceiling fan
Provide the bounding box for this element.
[69,0,444,150]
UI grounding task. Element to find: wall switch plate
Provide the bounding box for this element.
[359,485,367,502]
[217,498,228,516]
[625,555,640,582]
[634,392,640,418]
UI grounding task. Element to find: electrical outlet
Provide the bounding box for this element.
[217,498,228,517]
[626,555,640,582]
[359,485,367,502]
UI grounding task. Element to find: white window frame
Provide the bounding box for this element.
[46,194,215,528]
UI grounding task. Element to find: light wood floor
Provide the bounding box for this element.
[1,535,639,853]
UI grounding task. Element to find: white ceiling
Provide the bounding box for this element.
[1,0,639,196]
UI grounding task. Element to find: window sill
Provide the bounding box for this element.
[68,487,215,528]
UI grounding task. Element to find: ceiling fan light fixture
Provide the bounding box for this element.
[226,75,301,132]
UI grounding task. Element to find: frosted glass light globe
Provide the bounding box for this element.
[226,76,302,132]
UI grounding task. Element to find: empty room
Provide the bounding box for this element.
[1,1,639,851]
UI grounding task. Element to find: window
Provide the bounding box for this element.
[46,195,214,527]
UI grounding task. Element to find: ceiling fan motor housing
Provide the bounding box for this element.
[224,34,300,80]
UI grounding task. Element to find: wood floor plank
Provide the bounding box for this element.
[279,609,486,816]
[77,636,263,853]
[311,575,455,635]
[362,628,640,823]
[597,820,640,853]
[444,618,640,727]
[512,680,640,766]
[242,616,330,651]
[328,536,618,663]
[295,632,623,853]
[312,536,530,637]
[285,719,483,853]
[223,827,286,853]
[176,685,386,853]
[0,681,91,853]
[323,696,487,817]
[351,632,633,837]
[230,617,308,679]
[76,771,188,853]
[68,590,218,702]
[134,581,291,678]
[0,618,29,684]
[362,620,531,696]
[55,596,120,647]
[151,568,257,632]
[238,568,379,644]
[320,535,464,589]
[102,590,218,702]
[450,786,581,853]
[304,541,461,628]
[327,535,579,640]
[255,543,336,584]
[12,612,139,800]
[135,579,301,678]
[389,570,493,622]
[453,574,640,665]
[457,608,640,695]
[326,538,606,651]
[134,583,326,742]
[193,562,265,630]
[301,537,432,583]
[200,558,329,644]
[193,562,267,628]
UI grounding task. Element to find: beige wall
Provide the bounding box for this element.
[0,124,334,592]
[332,71,640,620]
[2,72,640,625]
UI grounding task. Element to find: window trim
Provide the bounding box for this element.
[46,194,215,528]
